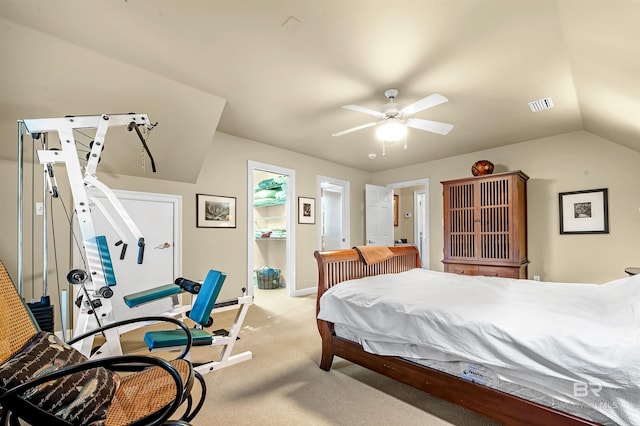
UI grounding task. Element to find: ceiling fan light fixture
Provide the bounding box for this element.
[376,119,407,142]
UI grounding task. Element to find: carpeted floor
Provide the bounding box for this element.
[124,287,499,425]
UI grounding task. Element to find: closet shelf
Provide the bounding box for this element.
[253,199,286,208]
[254,215,286,221]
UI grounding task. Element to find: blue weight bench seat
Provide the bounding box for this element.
[123,284,182,308]
[143,270,226,350]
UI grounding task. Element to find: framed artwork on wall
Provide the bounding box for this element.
[559,188,609,234]
[196,194,236,228]
[298,196,315,224]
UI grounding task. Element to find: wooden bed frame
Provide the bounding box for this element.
[314,246,599,426]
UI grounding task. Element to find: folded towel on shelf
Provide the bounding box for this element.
[255,189,279,200]
[270,228,286,238]
[257,176,286,190]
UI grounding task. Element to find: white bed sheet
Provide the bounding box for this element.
[318,269,640,425]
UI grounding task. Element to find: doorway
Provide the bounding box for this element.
[246,161,295,298]
[414,190,428,268]
[386,179,430,269]
[318,176,350,251]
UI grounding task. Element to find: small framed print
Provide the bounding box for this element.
[298,197,315,224]
[559,188,609,234]
[196,194,236,228]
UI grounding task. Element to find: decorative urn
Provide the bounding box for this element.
[471,160,494,176]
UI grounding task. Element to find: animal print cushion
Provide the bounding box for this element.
[0,331,119,425]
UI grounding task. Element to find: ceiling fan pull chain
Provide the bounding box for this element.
[141,147,146,172]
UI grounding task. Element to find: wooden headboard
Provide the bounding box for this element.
[313,245,421,314]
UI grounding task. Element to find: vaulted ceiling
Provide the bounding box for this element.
[1,1,638,182]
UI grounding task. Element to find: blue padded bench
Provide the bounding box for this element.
[144,328,213,348]
[123,283,182,308]
[143,270,226,350]
[95,235,116,286]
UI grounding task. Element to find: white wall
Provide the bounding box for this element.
[373,130,640,283]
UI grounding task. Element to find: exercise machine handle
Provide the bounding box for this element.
[137,237,145,264]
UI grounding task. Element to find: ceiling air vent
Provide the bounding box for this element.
[528,97,554,112]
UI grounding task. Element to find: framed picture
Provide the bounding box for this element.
[298,196,315,224]
[393,194,399,227]
[559,188,608,234]
[196,194,236,228]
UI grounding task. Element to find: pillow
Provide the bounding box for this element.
[0,331,119,425]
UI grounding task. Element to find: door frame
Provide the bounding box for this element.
[317,175,350,251]
[247,161,296,297]
[413,189,428,269]
[386,179,429,269]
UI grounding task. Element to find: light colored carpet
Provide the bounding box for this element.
[125,287,500,425]
[195,288,499,426]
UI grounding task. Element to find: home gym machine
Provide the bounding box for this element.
[16,113,252,370]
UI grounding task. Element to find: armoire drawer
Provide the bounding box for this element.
[476,265,521,279]
[444,264,478,276]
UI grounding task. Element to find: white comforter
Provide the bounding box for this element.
[318,268,640,425]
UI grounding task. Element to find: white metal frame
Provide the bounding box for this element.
[193,295,253,374]
[19,114,153,356]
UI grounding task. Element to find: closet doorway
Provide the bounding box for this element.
[246,161,295,298]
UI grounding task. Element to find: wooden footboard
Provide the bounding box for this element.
[314,246,599,426]
[314,246,420,369]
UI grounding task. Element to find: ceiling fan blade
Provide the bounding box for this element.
[332,121,379,137]
[342,104,386,119]
[401,93,448,116]
[406,117,454,135]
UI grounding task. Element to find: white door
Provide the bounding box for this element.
[86,190,181,321]
[318,176,350,250]
[365,184,394,246]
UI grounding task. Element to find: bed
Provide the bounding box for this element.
[314,246,640,426]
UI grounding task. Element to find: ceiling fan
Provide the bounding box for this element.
[332,88,454,139]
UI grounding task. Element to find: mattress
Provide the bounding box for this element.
[318,269,640,425]
[334,323,610,424]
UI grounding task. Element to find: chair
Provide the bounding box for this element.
[0,259,206,426]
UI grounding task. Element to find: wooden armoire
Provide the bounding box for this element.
[442,170,529,279]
